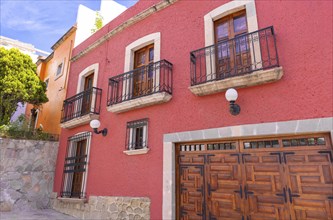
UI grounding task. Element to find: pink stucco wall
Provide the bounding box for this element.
[54,1,332,219]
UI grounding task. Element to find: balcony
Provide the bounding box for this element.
[107,59,173,113]
[189,26,283,96]
[60,87,102,129]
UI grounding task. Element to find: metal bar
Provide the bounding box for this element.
[107,59,173,106]
[190,26,278,86]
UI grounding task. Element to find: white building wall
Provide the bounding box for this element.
[74,0,127,47]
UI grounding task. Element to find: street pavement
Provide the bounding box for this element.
[0,209,78,220]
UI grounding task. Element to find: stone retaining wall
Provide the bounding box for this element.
[0,138,59,211]
[51,193,150,220]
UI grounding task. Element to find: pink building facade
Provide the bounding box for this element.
[52,1,333,219]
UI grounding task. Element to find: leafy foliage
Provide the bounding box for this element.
[91,11,103,33]
[0,114,58,141]
[0,48,48,125]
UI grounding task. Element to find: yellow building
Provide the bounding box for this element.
[25,26,76,135]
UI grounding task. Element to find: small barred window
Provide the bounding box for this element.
[126,118,148,150]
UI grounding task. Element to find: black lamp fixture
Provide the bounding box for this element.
[225,88,241,116]
[89,119,108,136]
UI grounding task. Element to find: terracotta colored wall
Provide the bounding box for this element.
[26,32,76,135]
[54,1,333,219]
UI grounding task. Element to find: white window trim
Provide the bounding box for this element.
[122,33,161,100]
[76,63,99,94]
[203,0,260,81]
[204,0,258,47]
[124,32,161,72]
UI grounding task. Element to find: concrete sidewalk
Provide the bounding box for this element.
[0,209,78,220]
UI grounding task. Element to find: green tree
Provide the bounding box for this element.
[91,11,103,33]
[0,48,48,125]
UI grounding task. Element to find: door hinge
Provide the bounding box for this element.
[244,185,254,199]
[241,153,250,164]
[283,152,295,164]
[287,187,300,203]
[276,187,287,203]
[318,150,333,163]
[234,184,243,199]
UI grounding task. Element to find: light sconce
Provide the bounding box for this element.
[90,119,108,136]
[225,88,241,116]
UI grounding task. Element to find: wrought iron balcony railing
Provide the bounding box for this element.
[190,26,279,86]
[107,59,173,106]
[61,87,102,123]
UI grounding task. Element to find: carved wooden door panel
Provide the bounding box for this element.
[241,152,290,220]
[178,152,206,220]
[176,135,333,220]
[282,138,333,220]
[205,153,243,219]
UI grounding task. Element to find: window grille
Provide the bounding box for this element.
[60,132,91,198]
[126,118,148,150]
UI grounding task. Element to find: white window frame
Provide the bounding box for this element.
[76,63,99,94]
[203,0,260,81]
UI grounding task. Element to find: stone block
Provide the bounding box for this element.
[6,189,22,201]
[0,201,12,212]
[89,196,98,205]
[109,203,118,212]
[10,180,23,190]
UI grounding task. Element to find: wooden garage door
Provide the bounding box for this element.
[176,134,333,220]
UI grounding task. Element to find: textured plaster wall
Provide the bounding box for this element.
[0,138,59,211]
[55,1,333,219]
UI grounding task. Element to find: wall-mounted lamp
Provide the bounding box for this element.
[225,88,241,116]
[90,119,108,136]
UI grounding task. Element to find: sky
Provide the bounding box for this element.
[0,0,138,53]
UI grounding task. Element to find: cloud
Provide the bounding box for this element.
[0,0,77,34]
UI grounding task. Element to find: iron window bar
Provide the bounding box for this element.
[126,118,149,150]
[60,132,91,199]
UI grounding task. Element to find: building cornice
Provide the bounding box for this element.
[51,25,77,50]
[71,0,178,62]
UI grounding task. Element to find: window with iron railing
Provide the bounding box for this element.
[61,87,102,123]
[107,60,172,106]
[60,132,91,199]
[190,26,279,86]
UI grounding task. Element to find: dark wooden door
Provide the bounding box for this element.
[177,135,333,220]
[178,152,206,219]
[214,10,251,78]
[281,137,333,219]
[241,152,290,220]
[133,44,154,97]
[81,73,94,115]
[71,139,87,197]
[206,153,243,220]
